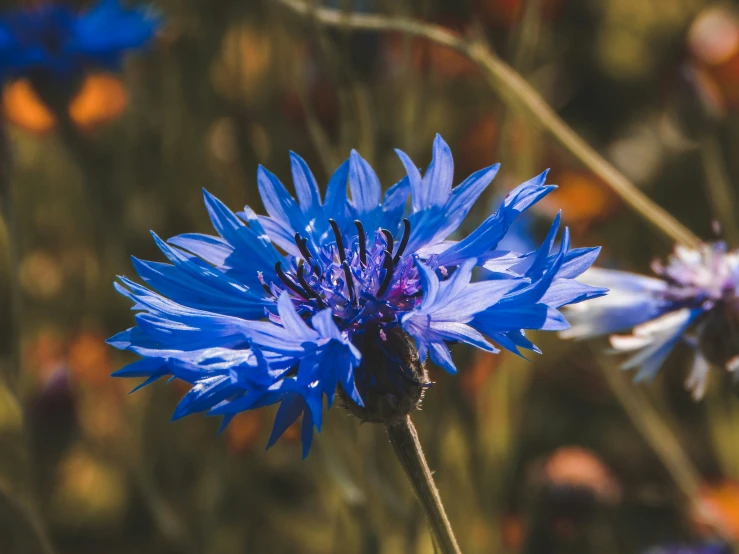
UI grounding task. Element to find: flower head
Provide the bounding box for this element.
[0,0,159,82]
[564,242,739,398]
[109,135,604,456]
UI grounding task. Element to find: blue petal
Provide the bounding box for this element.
[395,149,423,212]
[172,375,235,420]
[289,152,322,214]
[562,268,671,339]
[422,134,454,209]
[539,278,607,308]
[323,159,350,230]
[406,164,500,255]
[473,304,569,335]
[612,309,701,382]
[267,393,305,449]
[257,166,305,232]
[202,189,282,272]
[167,233,233,268]
[435,171,555,266]
[349,150,382,216]
[378,176,411,233]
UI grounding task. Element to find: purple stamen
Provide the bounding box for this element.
[258,271,274,297]
[376,249,395,298]
[329,219,346,263]
[355,220,367,265]
[393,218,411,265]
[297,262,326,308]
[294,232,312,261]
[381,229,394,256]
[275,262,309,299]
[341,261,357,305]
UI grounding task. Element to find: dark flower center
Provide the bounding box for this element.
[264,218,421,332]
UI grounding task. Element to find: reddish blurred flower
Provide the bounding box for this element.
[688,7,739,110]
[383,27,478,80]
[475,0,565,29]
[501,513,525,550]
[457,114,498,178]
[541,446,622,505]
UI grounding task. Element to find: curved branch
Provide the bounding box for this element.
[277,0,701,249]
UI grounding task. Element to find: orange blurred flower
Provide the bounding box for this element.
[460,350,503,400]
[540,169,621,231]
[25,328,118,391]
[2,79,55,133]
[68,331,113,387]
[69,74,127,131]
[3,72,127,134]
[25,330,66,383]
[693,480,739,541]
[225,411,263,454]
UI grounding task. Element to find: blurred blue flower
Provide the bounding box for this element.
[109,134,605,456]
[563,243,739,399]
[643,542,731,554]
[0,0,159,81]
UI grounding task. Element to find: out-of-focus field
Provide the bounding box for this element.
[3,0,739,553]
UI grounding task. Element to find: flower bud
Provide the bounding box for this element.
[340,327,430,424]
[698,300,739,370]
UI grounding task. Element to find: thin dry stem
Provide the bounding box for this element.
[277,0,701,249]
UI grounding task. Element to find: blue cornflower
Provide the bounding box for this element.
[0,0,159,82]
[563,242,739,399]
[109,135,605,456]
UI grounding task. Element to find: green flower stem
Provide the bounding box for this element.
[277,0,701,249]
[385,415,462,554]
